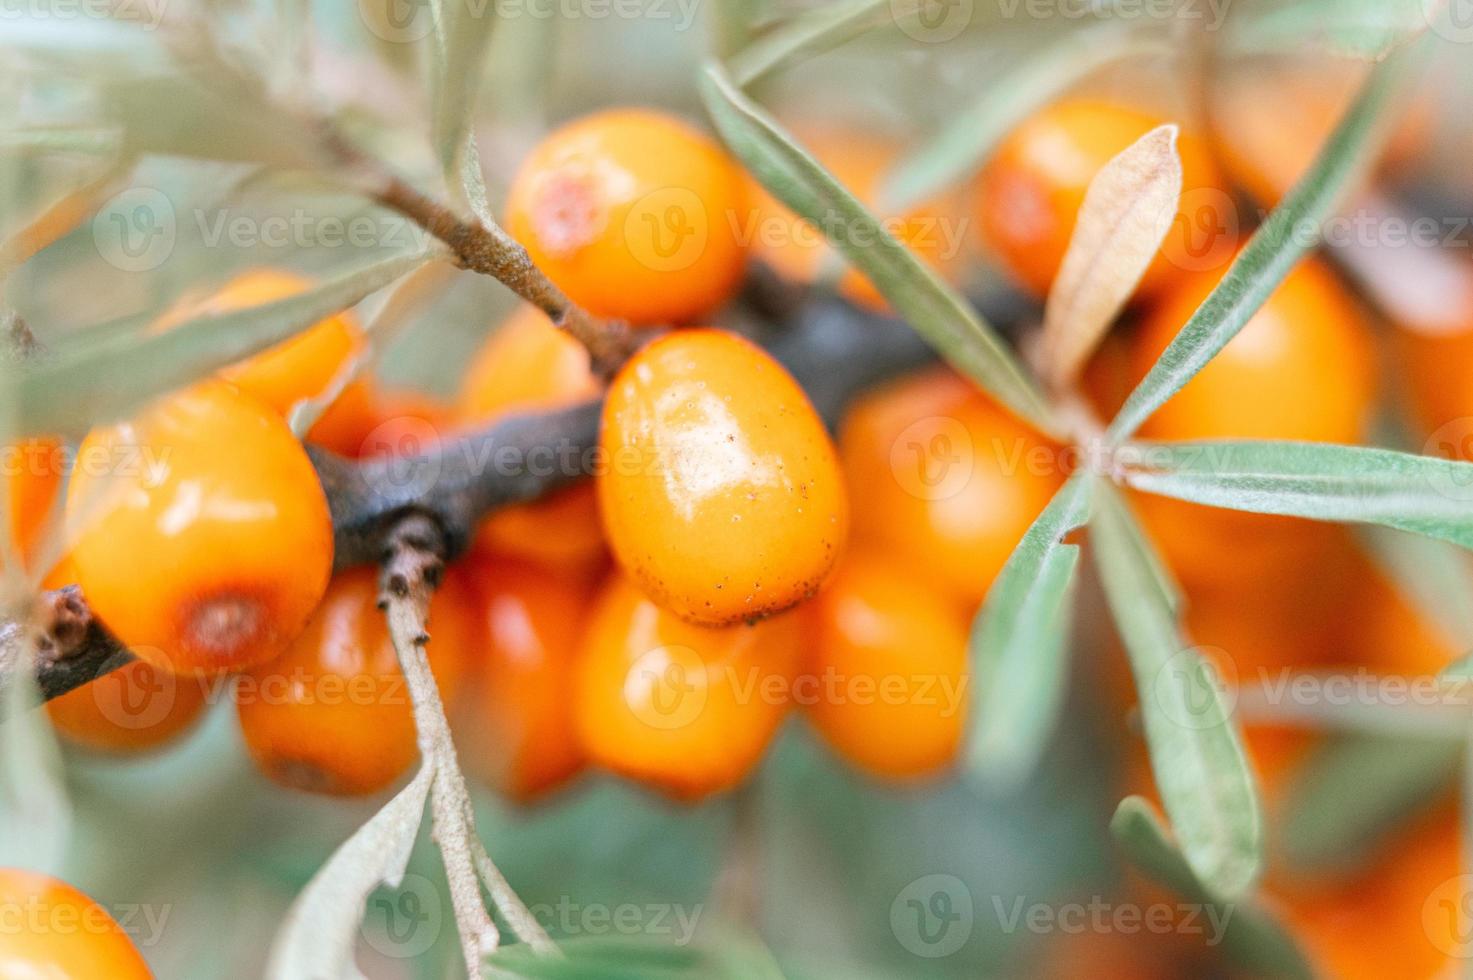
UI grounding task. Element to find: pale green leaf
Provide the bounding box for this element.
[0,639,71,875]
[1105,45,1414,443]
[7,250,437,439]
[699,61,1057,436]
[1091,481,1261,897]
[968,473,1091,785]
[1122,440,1473,551]
[1227,0,1443,60]
[428,0,498,217]
[486,935,785,980]
[727,0,890,87]
[267,765,432,980]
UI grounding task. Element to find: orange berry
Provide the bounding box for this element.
[1340,569,1460,677]
[975,98,1232,298]
[839,367,1063,606]
[573,573,801,801]
[0,869,153,978]
[506,109,747,325]
[47,660,208,754]
[458,306,606,576]
[154,268,364,418]
[236,566,473,796]
[460,555,587,802]
[1396,317,1473,452]
[305,381,449,460]
[1126,256,1376,590]
[598,328,847,625]
[802,551,969,780]
[743,129,964,310]
[67,381,334,675]
[3,435,64,575]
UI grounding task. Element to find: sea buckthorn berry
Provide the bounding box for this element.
[505,108,747,325]
[458,306,605,576]
[744,129,964,311]
[1125,255,1376,590]
[3,435,64,575]
[47,659,208,754]
[308,381,450,460]
[0,869,153,978]
[67,381,334,675]
[1396,319,1473,453]
[839,367,1063,606]
[573,573,801,801]
[975,98,1231,297]
[154,268,364,420]
[236,566,473,796]
[802,552,969,780]
[460,555,588,802]
[598,328,847,626]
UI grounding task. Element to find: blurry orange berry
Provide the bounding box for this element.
[573,572,801,800]
[0,869,153,978]
[306,381,449,460]
[976,98,1232,298]
[599,328,847,625]
[1396,318,1473,452]
[47,660,207,755]
[506,109,747,325]
[461,555,588,802]
[458,306,606,576]
[67,381,333,675]
[839,367,1063,606]
[154,268,364,419]
[744,129,964,310]
[803,551,969,780]
[1339,569,1461,677]
[3,436,64,575]
[236,565,473,796]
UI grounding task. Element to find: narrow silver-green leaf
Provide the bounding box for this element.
[428,0,498,214]
[1105,45,1413,443]
[878,22,1158,213]
[1122,440,1473,551]
[9,250,436,439]
[1091,481,1262,897]
[700,61,1057,435]
[267,764,432,980]
[0,627,71,875]
[968,473,1091,785]
[727,0,890,87]
[1226,0,1441,60]
[1111,797,1314,980]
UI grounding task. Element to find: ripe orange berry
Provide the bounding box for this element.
[506,109,747,325]
[598,328,847,625]
[1396,317,1473,453]
[839,367,1063,606]
[154,268,364,420]
[67,381,334,675]
[306,381,449,460]
[1339,569,1460,677]
[1126,256,1376,590]
[458,306,606,576]
[3,436,64,575]
[573,573,801,801]
[802,551,969,780]
[236,566,473,796]
[975,98,1231,298]
[743,129,964,310]
[0,869,153,978]
[460,555,587,802]
[47,659,208,754]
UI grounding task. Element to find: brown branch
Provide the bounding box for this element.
[11,291,1030,707]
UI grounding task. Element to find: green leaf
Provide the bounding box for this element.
[0,642,71,875]
[428,0,499,216]
[1122,440,1473,551]
[968,473,1091,785]
[485,935,785,980]
[1279,733,1459,874]
[1111,797,1314,980]
[1104,45,1415,443]
[1090,481,1262,897]
[878,22,1158,213]
[7,250,436,439]
[727,0,890,87]
[1226,0,1442,60]
[267,765,432,980]
[699,61,1057,436]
